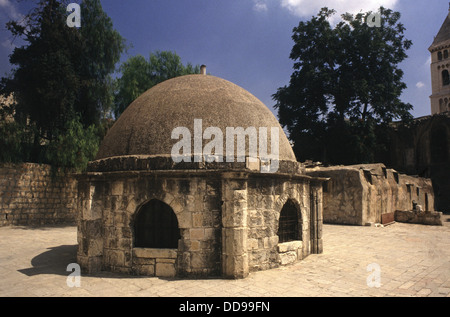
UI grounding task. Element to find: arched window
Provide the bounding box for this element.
[443,70,450,86]
[445,50,449,59]
[277,200,301,243]
[134,199,180,249]
[438,51,443,61]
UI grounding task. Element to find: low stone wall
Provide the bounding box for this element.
[277,241,303,265]
[395,210,443,226]
[306,164,435,226]
[0,163,77,226]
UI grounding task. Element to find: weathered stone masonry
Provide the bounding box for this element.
[306,163,436,226]
[0,163,77,227]
[76,157,325,279]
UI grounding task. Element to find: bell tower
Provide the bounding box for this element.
[429,3,450,115]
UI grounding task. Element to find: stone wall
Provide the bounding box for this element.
[306,164,435,226]
[76,166,324,279]
[0,163,77,226]
[307,166,363,225]
[246,176,322,272]
[395,210,443,226]
[387,114,450,213]
[76,172,223,277]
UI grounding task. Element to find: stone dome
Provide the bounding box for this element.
[95,74,296,163]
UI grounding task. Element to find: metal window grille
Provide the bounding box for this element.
[134,199,181,248]
[277,200,300,243]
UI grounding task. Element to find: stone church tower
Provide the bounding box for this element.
[430,4,450,114]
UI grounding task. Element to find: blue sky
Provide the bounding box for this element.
[0,0,447,118]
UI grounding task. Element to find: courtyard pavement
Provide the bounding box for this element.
[0,215,449,298]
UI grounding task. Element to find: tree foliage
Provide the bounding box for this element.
[45,115,99,173]
[77,0,126,126]
[4,0,81,142]
[273,7,413,164]
[0,0,125,170]
[114,51,200,117]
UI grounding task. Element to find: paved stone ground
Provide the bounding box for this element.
[0,215,449,297]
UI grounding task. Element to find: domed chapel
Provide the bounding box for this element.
[76,68,326,279]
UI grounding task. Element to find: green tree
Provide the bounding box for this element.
[113,55,152,118]
[273,7,412,164]
[3,0,81,145]
[114,51,200,117]
[0,0,125,170]
[45,115,99,173]
[77,0,126,126]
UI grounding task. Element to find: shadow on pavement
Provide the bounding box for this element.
[18,245,77,276]
[16,245,176,280]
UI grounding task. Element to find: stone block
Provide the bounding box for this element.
[111,181,123,196]
[113,212,128,227]
[222,201,247,227]
[247,238,258,250]
[133,248,178,259]
[190,252,207,269]
[190,240,201,251]
[177,210,192,228]
[268,236,279,249]
[204,227,215,240]
[395,210,443,226]
[277,241,302,253]
[222,253,249,279]
[185,195,196,212]
[190,228,205,240]
[135,264,155,276]
[192,213,203,227]
[423,212,443,226]
[279,251,297,265]
[233,189,247,201]
[132,257,155,265]
[161,192,175,207]
[125,198,137,214]
[222,227,247,256]
[104,249,125,267]
[156,258,176,264]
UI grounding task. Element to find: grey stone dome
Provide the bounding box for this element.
[95,74,296,163]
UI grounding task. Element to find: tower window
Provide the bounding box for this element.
[438,51,443,61]
[134,199,181,249]
[445,50,449,59]
[443,70,450,86]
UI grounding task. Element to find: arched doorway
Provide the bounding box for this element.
[134,199,181,249]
